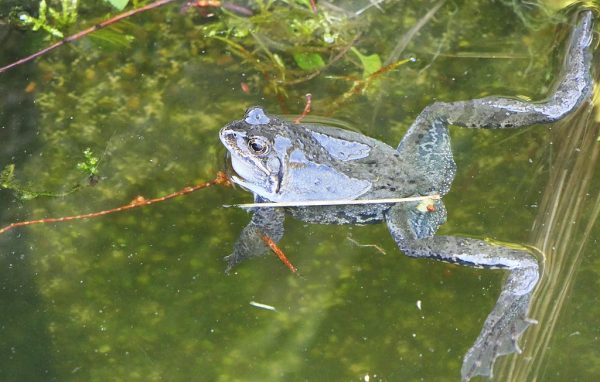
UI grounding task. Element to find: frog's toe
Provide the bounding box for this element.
[223,253,240,274]
[460,293,535,381]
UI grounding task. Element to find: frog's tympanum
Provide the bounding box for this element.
[219,11,594,381]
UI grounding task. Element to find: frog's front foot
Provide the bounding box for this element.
[223,206,285,273]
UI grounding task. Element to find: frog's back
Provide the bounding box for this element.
[302,123,432,199]
[287,123,440,226]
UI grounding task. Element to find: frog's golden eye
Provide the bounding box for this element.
[248,137,270,155]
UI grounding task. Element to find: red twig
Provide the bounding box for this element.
[261,234,298,273]
[0,0,178,75]
[184,1,252,16]
[0,171,231,235]
[293,93,312,124]
[309,0,318,14]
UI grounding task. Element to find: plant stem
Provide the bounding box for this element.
[0,171,231,235]
[0,0,179,75]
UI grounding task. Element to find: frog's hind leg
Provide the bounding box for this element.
[397,10,594,195]
[437,10,593,130]
[385,205,539,381]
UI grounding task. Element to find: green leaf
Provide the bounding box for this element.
[89,29,134,49]
[351,47,382,78]
[105,0,129,11]
[77,148,100,176]
[293,52,325,71]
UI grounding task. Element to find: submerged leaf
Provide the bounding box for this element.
[105,0,129,11]
[89,29,134,49]
[351,47,381,78]
[292,52,325,71]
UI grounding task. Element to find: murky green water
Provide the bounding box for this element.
[0,1,598,381]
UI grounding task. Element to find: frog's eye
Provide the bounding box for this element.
[248,137,270,155]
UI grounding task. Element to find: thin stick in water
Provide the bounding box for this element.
[227,194,441,209]
[0,172,231,235]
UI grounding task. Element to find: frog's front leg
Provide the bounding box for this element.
[225,206,285,272]
[385,205,539,381]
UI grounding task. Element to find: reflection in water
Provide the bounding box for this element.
[497,66,600,380]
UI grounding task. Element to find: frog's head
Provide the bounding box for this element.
[219,107,285,200]
[221,106,373,202]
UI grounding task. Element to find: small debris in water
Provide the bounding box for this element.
[347,234,387,255]
[416,197,437,212]
[249,301,276,311]
[416,300,422,310]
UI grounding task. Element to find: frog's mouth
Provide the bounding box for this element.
[223,152,238,182]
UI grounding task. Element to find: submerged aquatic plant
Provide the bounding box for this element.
[76,147,100,180]
[201,0,371,100]
[16,0,79,38]
[0,163,80,200]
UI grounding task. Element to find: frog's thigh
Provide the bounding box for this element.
[396,113,456,195]
[428,10,593,130]
[384,205,540,380]
[396,11,593,197]
[385,205,538,288]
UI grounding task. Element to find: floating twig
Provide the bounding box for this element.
[326,57,414,114]
[347,234,387,255]
[227,195,440,209]
[261,234,297,273]
[308,0,318,14]
[293,93,313,124]
[0,171,231,235]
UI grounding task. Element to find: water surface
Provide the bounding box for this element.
[0,1,598,381]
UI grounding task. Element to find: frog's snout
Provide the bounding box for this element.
[219,127,238,148]
[218,127,227,142]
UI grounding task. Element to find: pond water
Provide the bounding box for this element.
[0,1,598,381]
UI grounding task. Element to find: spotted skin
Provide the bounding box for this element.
[218,10,595,381]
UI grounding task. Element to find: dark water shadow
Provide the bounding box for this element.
[0,25,56,381]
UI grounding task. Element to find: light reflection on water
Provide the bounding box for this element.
[497,66,600,381]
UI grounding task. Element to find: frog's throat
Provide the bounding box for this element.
[231,174,279,201]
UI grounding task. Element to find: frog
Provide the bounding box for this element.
[218,10,594,382]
